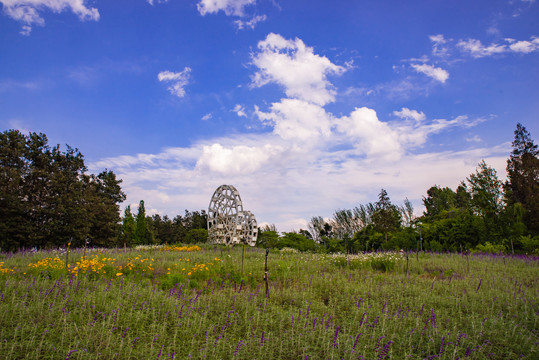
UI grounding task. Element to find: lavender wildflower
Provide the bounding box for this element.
[65,349,77,360]
[378,340,393,359]
[333,326,340,347]
[233,340,244,356]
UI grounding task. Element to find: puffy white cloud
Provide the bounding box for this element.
[201,113,213,121]
[197,0,255,17]
[157,67,191,98]
[0,0,99,35]
[336,107,403,161]
[411,63,449,83]
[508,37,539,53]
[254,99,333,142]
[251,33,347,106]
[196,143,283,175]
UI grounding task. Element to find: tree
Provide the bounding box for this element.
[465,160,504,245]
[422,186,457,220]
[121,206,136,246]
[372,189,401,243]
[0,130,125,251]
[134,200,154,245]
[505,123,539,234]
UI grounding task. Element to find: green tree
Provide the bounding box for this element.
[134,200,154,245]
[422,186,457,220]
[121,205,136,246]
[372,189,401,243]
[0,130,125,251]
[505,123,539,234]
[466,160,504,244]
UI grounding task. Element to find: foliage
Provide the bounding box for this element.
[505,123,539,234]
[0,130,125,251]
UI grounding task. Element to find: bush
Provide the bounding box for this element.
[474,241,506,254]
[519,235,539,255]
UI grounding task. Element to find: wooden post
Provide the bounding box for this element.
[241,244,245,276]
[264,248,269,298]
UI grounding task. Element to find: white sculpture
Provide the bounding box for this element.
[207,185,258,246]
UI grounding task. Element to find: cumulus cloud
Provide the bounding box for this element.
[411,63,449,83]
[157,68,191,98]
[254,99,333,143]
[0,0,99,35]
[507,36,539,53]
[196,143,284,175]
[251,33,347,106]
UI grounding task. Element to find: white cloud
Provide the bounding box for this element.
[393,107,426,122]
[157,67,191,98]
[201,113,213,121]
[233,104,247,117]
[147,0,168,5]
[508,37,539,53]
[457,39,506,58]
[196,143,284,175]
[251,33,347,106]
[457,37,539,57]
[429,34,450,58]
[254,99,333,143]
[336,107,403,161]
[0,0,99,35]
[411,63,449,83]
[197,0,255,17]
[234,14,266,29]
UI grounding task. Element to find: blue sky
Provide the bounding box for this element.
[1,0,538,231]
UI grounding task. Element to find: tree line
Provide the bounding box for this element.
[2,123,537,254]
[257,123,539,254]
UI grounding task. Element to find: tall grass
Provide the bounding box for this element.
[0,246,537,359]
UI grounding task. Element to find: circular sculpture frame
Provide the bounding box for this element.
[207,185,258,246]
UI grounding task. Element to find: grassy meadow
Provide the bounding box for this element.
[0,245,537,359]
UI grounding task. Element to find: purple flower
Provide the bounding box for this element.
[476,279,482,292]
[333,326,340,347]
[352,333,362,350]
[233,340,244,356]
[156,345,164,359]
[65,349,77,360]
[378,341,393,359]
[260,331,265,345]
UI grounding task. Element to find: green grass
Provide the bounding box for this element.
[0,246,537,359]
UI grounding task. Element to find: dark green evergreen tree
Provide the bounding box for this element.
[505,123,539,234]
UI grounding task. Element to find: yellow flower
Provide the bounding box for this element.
[116,273,123,276]
[187,272,192,276]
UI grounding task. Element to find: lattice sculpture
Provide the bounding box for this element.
[207,185,258,246]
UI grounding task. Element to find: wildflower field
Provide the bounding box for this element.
[0,246,537,359]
